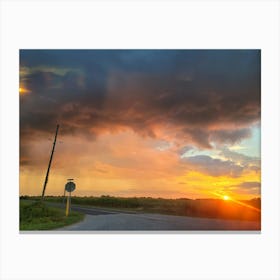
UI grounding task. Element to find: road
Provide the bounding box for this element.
[50,203,260,231]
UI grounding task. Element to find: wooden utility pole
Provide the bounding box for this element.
[41,124,59,200]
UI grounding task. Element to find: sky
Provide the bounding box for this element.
[19,50,261,200]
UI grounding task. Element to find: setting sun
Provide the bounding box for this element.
[223,195,230,201]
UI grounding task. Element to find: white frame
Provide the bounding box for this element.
[1,1,279,279]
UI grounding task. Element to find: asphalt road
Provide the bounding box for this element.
[49,203,260,231]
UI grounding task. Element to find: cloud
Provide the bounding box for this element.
[225,181,261,195]
[210,128,252,145]
[20,50,261,160]
[178,145,194,156]
[239,181,260,189]
[220,147,260,169]
[182,155,243,177]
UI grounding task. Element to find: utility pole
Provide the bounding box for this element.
[41,124,59,200]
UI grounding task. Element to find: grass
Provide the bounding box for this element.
[20,200,84,230]
[21,195,261,221]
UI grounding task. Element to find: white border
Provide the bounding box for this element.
[1,1,279,279]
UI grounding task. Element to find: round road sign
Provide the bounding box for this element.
[65,181,76,192]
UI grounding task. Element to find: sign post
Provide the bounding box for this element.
[65,179,76,216]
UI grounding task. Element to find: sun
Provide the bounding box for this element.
[223,195,230,201]
[19,87,25,94]
[19,87,30,95]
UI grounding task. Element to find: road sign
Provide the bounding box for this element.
[65,181,76,192]
[65,180,76,216]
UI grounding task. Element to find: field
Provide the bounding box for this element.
[20,200,84,230]
[20,195,261,222]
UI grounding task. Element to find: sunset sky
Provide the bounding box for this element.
[20,50,261,200]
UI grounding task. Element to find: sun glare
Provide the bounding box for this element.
[223,195,230,201]
[19,87,25,94]
[19,87,30,95]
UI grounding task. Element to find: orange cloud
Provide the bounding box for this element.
[20,130,260,199]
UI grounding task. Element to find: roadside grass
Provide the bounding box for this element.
[20,200,84,230]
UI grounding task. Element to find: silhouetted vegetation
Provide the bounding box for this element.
[20,195,261,221]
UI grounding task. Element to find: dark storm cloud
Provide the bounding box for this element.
[210,128,252,145]
[20,50,260,149]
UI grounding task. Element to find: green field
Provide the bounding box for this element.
[21,195,261,221]
[20,200,84,230]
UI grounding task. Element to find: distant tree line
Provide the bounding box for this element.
[20,195,261,221]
